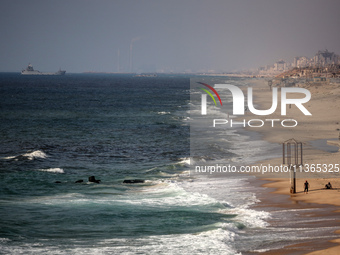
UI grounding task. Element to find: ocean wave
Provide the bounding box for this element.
[0,238,10,243]
[37,168,64,174]
[22,150,48,160]
[122,182,225,209]
[1,155,17,160]
[0,229,240,255]
[229,208,270,229]
[176,157,190,165]
[1,150,49,161]
[179,173,270,228]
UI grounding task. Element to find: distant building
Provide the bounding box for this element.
[293,56,309,68]
[254,49,340,77]
[312,49,339,66]
[274,60,289,71]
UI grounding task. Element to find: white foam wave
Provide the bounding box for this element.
[1,155,16,160]
[157,111,170,115]
[0,229,241,255]
[177,157,190,165]
[38,168,64,174]
[0,238,10,243]
[121,182,222,208]
[27,181,221,210]
[179,174,270,229]
[1,150,49,161]
[22,150,48,160]
[231,208,270,228]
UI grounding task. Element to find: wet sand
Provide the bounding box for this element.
[247,178,340,254]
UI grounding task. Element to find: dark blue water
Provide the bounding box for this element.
[0,74,189,174]
[1,73,257,254]
[0,74,214,253]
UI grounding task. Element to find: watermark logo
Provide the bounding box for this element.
[200,83,311,116]
[197,82,312,128]
[198,82,223,115]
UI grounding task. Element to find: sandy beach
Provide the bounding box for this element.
[245,78,340,254]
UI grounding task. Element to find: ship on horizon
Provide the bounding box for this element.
[21,63,66,75]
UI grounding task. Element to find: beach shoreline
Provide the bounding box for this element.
[244,78,340,254]
[247,177,340,255]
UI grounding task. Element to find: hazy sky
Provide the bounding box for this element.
[1,0,340,73]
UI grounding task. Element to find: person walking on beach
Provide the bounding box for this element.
[304,180,310,194]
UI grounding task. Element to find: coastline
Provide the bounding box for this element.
[245,78,340,254]
[248,177,340,255]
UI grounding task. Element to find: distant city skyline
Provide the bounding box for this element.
[256,49,340,76]
[1,0,340,73]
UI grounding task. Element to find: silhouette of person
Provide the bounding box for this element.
[325,182,332,189]
[304,180,309,194]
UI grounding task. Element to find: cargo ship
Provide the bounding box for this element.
[21,64,66,75]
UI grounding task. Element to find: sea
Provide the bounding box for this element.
[0,73,339,254]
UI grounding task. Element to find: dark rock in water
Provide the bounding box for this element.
[55,181,62,184]
[75,179,84,183]
[123,179,145,184]
[88,176,101,183]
